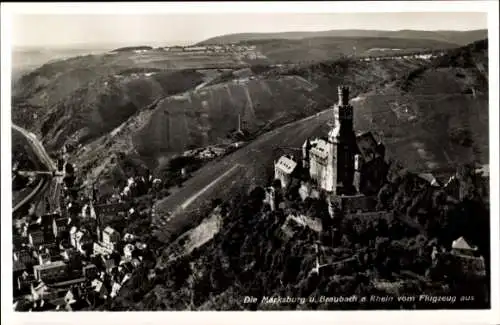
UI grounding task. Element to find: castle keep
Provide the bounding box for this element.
[275,85,389,203]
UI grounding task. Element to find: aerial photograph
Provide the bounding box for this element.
[7,7,494,313]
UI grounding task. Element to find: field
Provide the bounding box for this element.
[243,37,460,63]
[132,75,333,157]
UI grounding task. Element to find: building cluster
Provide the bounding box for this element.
[162,44,261,57]
[13,158,158,311]
[13,203,151,311]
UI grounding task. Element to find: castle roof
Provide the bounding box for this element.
[275,156,298,174]
[309,139,329,159]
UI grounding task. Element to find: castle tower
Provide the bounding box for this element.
[326,85,357,195]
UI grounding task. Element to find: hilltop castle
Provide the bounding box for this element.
[274,85,389,201]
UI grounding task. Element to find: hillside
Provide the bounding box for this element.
[198,29,487,46]
[70,57,431,193]
[40,69,206,151]
[12,49,247,144]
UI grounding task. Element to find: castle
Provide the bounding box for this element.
[274,85,389,202]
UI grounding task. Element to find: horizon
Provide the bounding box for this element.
[11,12,488,48]
[12,26,489,51]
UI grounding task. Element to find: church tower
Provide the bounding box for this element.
[326,85,357,195]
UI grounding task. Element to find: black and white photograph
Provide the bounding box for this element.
[1,2,499,324]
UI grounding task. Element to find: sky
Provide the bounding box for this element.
[12,12,488,48]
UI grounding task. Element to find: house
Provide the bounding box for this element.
[53,217,69,238]
[17,271,36,292]
[61,248,76,262]
[93,241,115,256]
[33,261,68,282]
[102,226,120,246]
[38,252,51,265]
[91,279,108,299]
[13,234,24,249]
[121,273,133,285]
[29,228,45,247]
[103,257,117,274]
[450,237,486,278]
[13,260,27,276]
[69,226,78,247]
[110,281,122,298]
[40,242,60,259]
[274,155,299,189]
[123,244,135,259]
[40,213,57,232]
[119,261,134,274]
[82,264,99,279]
[64,287,79,305]
[65,295,91,311]
[123,233,136,243]
[451,237,478,256]
[75,230,92,255]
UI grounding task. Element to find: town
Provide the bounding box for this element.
[11,117,250,311]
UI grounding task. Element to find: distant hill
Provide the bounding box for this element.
[234,36,459,64]
[197,29,487,46]
[11,49,246,139]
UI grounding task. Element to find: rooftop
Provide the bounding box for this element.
[275,155,298,174]
[452,236,477,251]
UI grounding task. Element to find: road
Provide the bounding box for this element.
[12,124,56,213]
